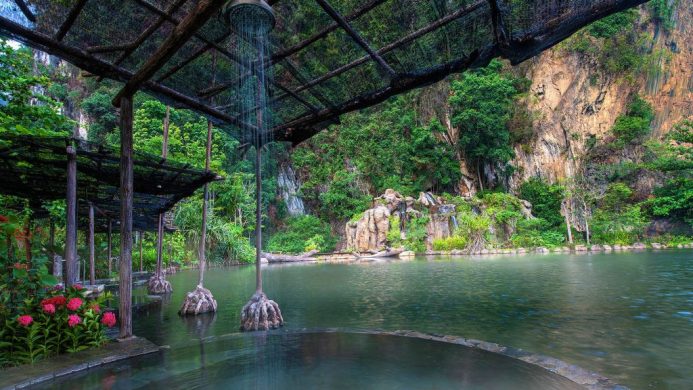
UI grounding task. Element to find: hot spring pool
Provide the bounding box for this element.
[39,331,586,390]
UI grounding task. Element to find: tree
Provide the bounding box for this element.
[449,59,522,190]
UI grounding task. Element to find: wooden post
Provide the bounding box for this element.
[65,143,78,287]
[107,219,112,275]
[255,143,262,293]
[118,94,134,339]
[155,107,170,278]
[49,218,61,277]
[198,120,212,286]
[88,203,95,285]
[139,232,144,272]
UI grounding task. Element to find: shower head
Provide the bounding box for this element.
[223,0,276,36]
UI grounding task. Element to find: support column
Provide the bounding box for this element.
[88,203,95,285]
[155,106,170,278]
[118,94,134,339]
[50,218,61,278]
[139,232,144,272]
[198,120,212,286]
[65,143,78,287]
[107,219,112,275]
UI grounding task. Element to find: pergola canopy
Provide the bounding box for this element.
[0,0,647,146]
[0,135,219,231]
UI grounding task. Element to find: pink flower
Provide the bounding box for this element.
[67,297,83,311]
[42,303,56,315]
[73,284,83,290]
[101,312,117,328]
[67,314,81,328]
[17,315,33,327]
[89,303,101,313]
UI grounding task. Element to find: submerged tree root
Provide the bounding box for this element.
[179,285,217,316]
[147,274,172,294]
[240,291,284,331]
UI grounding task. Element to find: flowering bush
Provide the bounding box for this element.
[0,284,117,367]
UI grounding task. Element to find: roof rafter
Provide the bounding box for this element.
[315,0,396,77]
[113,0,228,105]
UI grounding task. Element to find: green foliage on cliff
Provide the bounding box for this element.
[519,178,564,228]
[587,9,639,38]
[449,60,521,173]
[0,40,74,138]
[611,95,654,145]
[267,216,336,254]
[292,93,460,221]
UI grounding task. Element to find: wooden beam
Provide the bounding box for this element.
[270,0,387,66]
[112,0,228,106]
[107,219,112,275]
[315,0,396,77]
[118,94,134,339]
[264,0,487,112]
[155,105,169,278]
[65,143,78,287]
[12,0,35,23]
[88,202,95,285]
[0,17,252,129]
[55,0,89,41]
[198,121,213,286]
[114,0,188,66]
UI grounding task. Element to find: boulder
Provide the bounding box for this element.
[536,247,549,253]
[651,242,663,249]
[399,251,415,259]
[574,245,588,252]
[590,244,603,252]
[633,242,647,250]
[346,205,391,252]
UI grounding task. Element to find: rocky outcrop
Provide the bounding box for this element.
[345,189,458,252]
[345,205,391,252]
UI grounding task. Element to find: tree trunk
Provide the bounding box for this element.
[198,120,213,286]
[118,94,134,339]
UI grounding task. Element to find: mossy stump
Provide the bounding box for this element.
[179,285,217,316]
[147,274,172,294]
[240,291,284,331]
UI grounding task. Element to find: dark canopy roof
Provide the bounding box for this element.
[0,0,647,145]
[0,135,219,231]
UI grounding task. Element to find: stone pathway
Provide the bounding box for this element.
[0,337,160,390]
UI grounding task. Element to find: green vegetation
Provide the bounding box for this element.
[611,95,654,145]
[519,178,564,228]
[267,216,336,254]
[449,60,526,184]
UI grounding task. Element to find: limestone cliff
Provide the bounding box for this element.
[508,1,692,190]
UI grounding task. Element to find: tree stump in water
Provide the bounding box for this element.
[148,274,172,294]
[240,291,284,331]
[179,285,217,316]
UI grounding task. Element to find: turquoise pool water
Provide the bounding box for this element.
[122,250,692,389]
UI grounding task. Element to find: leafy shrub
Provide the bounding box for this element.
[432,235,468,251]
[591,206,647,245]
[511,218,565,248]
[267,215,336,254]
[611,95,654,144]
[402,216,429,253]
[587,9,639,38]
[519,178,564,228]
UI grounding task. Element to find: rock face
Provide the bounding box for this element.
[345,205,391,252]
[508,2,692,191]
[345,189,458,252]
